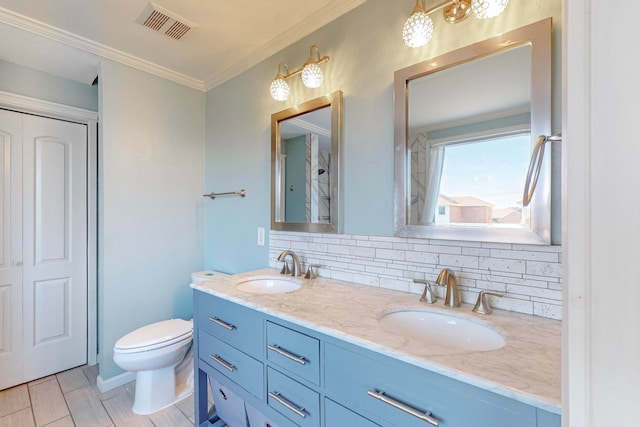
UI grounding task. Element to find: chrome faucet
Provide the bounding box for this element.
[435,268,459,307]
[277,250,301,277]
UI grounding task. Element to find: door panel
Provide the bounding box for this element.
[33,277,70,345]
[0,109,87,389]
[0,109,24,390]
[22,114,87,381]
[35,138,69,263]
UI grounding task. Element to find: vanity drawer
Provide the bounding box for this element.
[266,321,320,385]
[199,330,263,399]
[267,367,319,427]
[324,343,537,427]
[325,399,380,427]
[196,292,263,358]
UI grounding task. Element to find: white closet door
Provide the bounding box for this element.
[0,109,88,389]
[0,109,24,390]
[21,114,88,381]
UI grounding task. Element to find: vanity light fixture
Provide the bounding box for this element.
[403,0,509,48]
[269,45,330,101]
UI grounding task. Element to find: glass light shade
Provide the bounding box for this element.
[301,63,324,88]
[270,78,290,101]
[471,0,509,19]
[402,11,434,48]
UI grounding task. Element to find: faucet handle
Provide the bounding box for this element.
[414,279,437,304]
[304,264,321,279]
[280,261,291,275]
[472,290,504,315]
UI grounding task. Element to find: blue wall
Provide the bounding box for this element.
[203,0,562,272]
[98,59,205,379]
[0,59,98,111]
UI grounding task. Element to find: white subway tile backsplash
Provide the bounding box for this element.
[356,240,394,249]
[405,251,439,264]
[462,247,492,257]
[526,261,562,278]
[270,231,562,320]
[440,254,480,269]
[479,257,526,274]
[375,248,406,261]
[506,284,562,300]
[490,249,559,262]
[533,302,562,320]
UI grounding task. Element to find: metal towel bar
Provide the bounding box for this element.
[522,133,562,207]
[203,189,246,200]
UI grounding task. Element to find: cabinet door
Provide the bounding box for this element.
[267,367,320,427]
[267,321,320,385]
[199,330,264,399]
[537,409,561,427]
[196,292,263,358]
[325,343,537,427]
[325,399,380,427]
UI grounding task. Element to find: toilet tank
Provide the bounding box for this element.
[191,270,228,283]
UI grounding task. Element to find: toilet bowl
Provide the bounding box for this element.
[114,318,194,414]
[113,270,227,414]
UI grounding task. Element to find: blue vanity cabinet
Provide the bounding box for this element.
[198,330,264,398]
[537,409,561,427]
[324,342,538,427]
[267,367,321,427]
[325,399,381,427]
[195,291,263,357]
[193,289,561,427]
[266,321,320,385]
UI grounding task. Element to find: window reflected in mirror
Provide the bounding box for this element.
[410,131,531,228]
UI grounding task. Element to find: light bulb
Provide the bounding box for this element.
[402,11,434,48]
[270,78,290,101]
[301,63,324,88]
[471,0,509,19]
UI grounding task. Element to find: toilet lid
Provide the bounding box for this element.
[115,318,192,352]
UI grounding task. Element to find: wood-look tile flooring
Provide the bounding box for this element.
[0,365,197,427]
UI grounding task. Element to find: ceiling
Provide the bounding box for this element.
[0,0,366,91]
[408,43,531,130]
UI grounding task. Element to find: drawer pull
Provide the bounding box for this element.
[268,391,307,419]
[268,344,307,365]
[367,389,439,426]
[210,354,236,372]
[209,316,236,331]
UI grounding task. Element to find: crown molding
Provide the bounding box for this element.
[0,90,98,122]
[1,0,367,93]
[0,6,206,91]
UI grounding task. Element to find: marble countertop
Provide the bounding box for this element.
[191,268,561,414]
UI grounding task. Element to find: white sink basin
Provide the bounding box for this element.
[235,278,301,294]
[379,310,505,352]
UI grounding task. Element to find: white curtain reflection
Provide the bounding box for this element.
[420,145,445,225]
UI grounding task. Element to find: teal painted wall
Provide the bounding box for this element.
[204,0,562,271]
[0,59,98,111]
[98,59,205,379]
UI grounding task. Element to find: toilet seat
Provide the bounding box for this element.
[115,319,192,354]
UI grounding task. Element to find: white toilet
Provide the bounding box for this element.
[113,270,227,415]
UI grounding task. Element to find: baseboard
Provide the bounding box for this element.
[97,371,136,393]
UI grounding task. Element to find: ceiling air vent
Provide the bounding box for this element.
[135,2,196,40]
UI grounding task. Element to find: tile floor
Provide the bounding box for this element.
[0,365,198,427]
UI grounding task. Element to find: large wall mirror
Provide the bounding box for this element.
[394,19,552,244]
[271,90,344,233]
